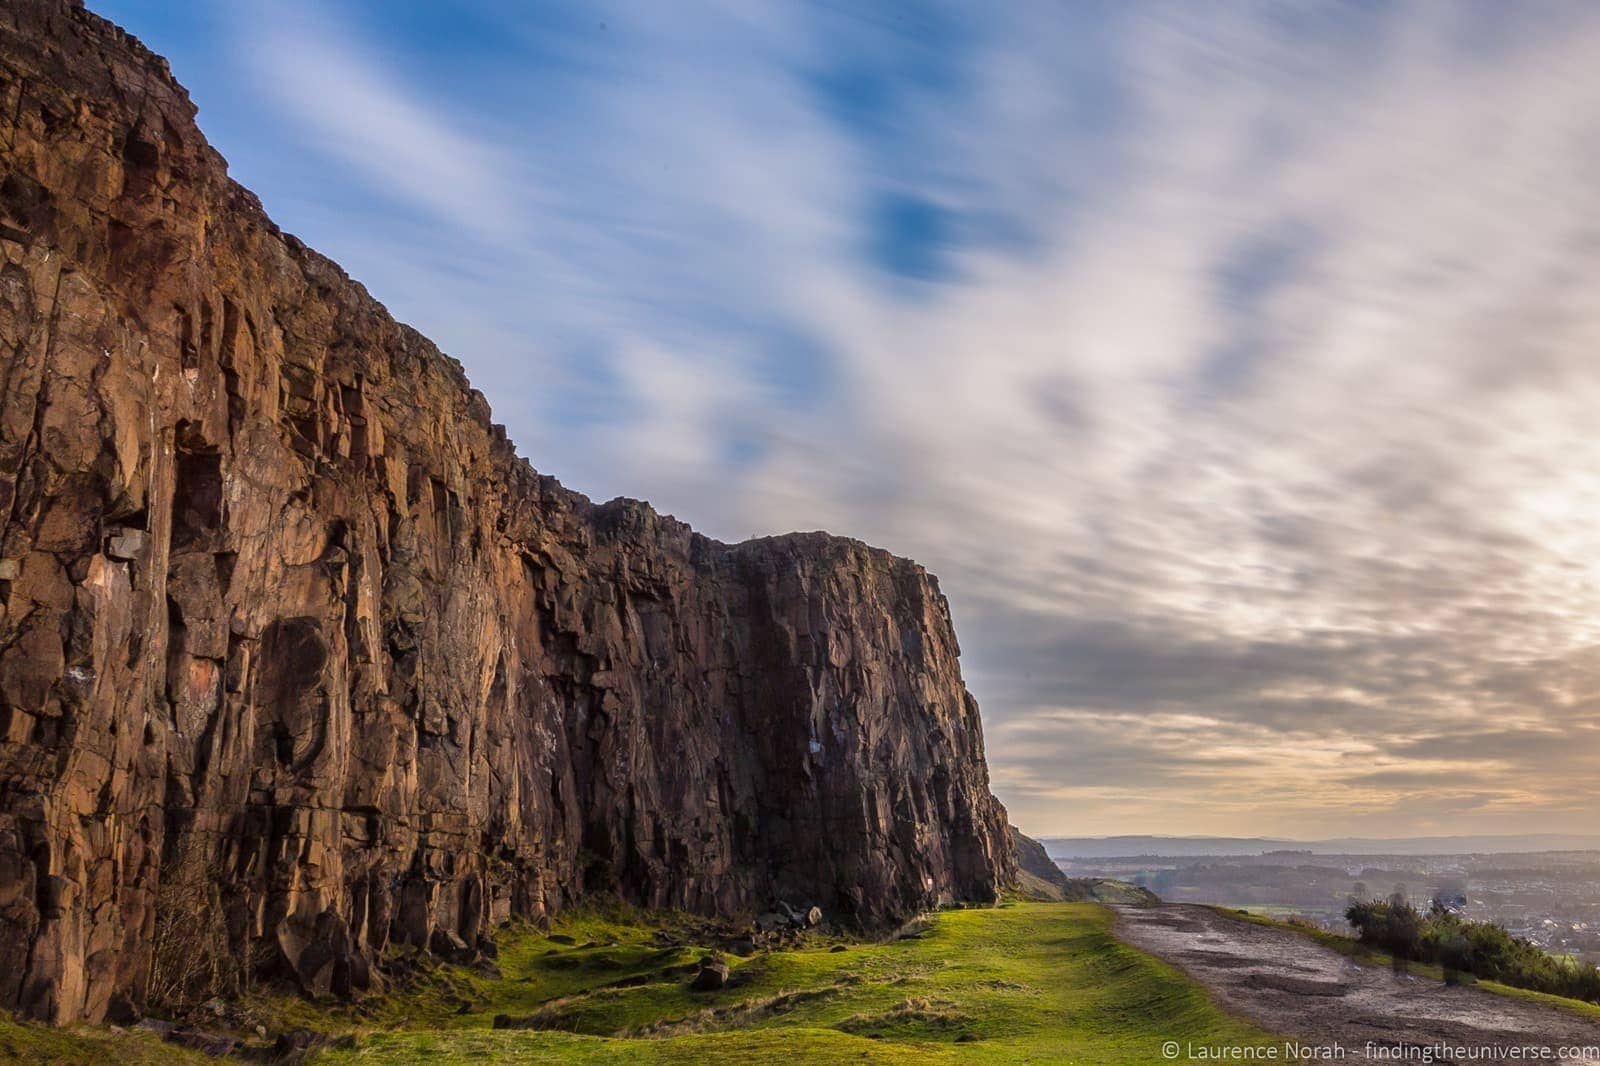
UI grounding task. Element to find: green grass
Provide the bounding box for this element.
[0,1016,209,1064]
[1221,906,1600,1024]
[292,901,1275,1063]
[3,903,1279,1063]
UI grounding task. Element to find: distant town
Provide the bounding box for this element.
[1049,842,1600,959]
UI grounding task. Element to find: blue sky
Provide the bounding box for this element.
[93,0,1600,838]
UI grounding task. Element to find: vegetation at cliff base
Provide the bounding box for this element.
[0,1018,210,1065]
[300,901,1271,1063]
[1,902,1275,1063]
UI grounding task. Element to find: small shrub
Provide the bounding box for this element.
[1345,898,1600,1004]
[146,833,236,1014]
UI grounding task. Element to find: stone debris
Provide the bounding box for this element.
[689,956,731,992]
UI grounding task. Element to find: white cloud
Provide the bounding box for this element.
[231,0,1600,837]
[243,0,524,241]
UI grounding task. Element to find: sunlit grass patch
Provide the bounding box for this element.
[4,902,1279,1063]
[295,902,1275,1063]
[0,1016,209,1065]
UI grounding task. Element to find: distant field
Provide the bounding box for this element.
[1,902,1276,1064]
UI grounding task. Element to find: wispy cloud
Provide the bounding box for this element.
[242,0,523,241]
[126,0,1600,836]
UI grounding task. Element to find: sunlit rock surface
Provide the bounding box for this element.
[0,0,1013,1023]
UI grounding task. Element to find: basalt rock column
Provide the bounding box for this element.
[0,0,1015,1023]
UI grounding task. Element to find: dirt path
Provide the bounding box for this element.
[1112,904,1600,1058]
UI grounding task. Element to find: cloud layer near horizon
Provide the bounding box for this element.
[95,0,1600,837]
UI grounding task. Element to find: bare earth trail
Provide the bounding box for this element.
[1112,904,1600,1057]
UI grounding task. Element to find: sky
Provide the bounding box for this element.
[91,0,1600,839]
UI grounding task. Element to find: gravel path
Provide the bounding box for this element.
[1112,904,1600,1059]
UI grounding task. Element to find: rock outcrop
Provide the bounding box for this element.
[1008,828,1162,906]
[1010,827,1075,899]
[0,0,1014,1023]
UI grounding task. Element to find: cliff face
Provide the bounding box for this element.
[0,0,1014,1024]
[1009,828,1074,898]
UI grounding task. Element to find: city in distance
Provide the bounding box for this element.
[1052,837,1600,956]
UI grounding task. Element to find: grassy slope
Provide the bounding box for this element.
[1221,906,1600,1023]
[1,903,1276,1063]
[293,901,1274,1063]
[0,1019,209,1064]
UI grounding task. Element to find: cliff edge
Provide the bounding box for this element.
[0,0,1014,1023]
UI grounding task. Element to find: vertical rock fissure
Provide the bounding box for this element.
[0,0,1016,1024]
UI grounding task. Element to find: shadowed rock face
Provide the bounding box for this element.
[1010,827,1074,894]
[0,0,1013,1023]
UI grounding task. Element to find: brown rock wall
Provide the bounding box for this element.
[0,0,1013,1023]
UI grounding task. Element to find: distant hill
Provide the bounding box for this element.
[1041,834,1600,858]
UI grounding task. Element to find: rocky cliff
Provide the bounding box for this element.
[0,0,1014,1024]
[1009,828,1074,899]
[1007,829,1162,906]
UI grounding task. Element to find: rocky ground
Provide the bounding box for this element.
[1112,903,1600,1057]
